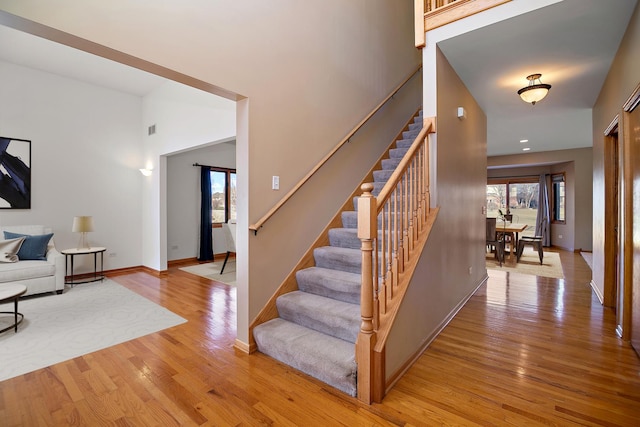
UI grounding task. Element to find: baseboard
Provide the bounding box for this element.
[168,253,233,268]
[385,274,489,393]
[234,338,256,354]
[590,279,604,305]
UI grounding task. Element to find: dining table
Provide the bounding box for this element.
[496,221,528,260]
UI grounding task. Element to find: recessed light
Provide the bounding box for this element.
[520,139,528,143]
[523,147,531,151]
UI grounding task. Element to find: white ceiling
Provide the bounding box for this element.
[438,0,637,156]
[0,0,637,157]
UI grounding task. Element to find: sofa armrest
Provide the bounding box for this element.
[47,246,66,291]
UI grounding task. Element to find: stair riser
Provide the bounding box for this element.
[277,291,360,343]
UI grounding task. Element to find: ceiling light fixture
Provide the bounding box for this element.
[520,139,528,143]
[523,147,531,151]
[518,73,551,105]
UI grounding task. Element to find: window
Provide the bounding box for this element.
[551,173,565,223]
[210,167,236,224]
[486,178,539,227]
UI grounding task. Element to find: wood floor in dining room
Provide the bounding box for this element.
[1,250,639,426]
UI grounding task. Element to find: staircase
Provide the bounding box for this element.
[253,111,424,397]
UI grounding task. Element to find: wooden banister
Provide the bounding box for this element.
[249,64,423,234]
[415,0,511,47]
[356,116,437,403]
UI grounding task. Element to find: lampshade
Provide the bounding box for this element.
[72,216,94,233]
[517,73,551,105]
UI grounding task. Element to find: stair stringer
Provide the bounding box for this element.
[247,109,423,353]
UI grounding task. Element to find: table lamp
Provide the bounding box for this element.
[72,216,94,249]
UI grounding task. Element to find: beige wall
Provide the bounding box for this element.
[0,1,421,344]
[386,47,487,381]
[592,3,640,311]
[487,147,593,252]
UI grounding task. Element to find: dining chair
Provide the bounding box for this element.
[516,217,546,264]
[220,221,236,274]
[486,217,504,266]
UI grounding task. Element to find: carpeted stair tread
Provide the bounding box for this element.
[296,267,361,304]
[329,228,385,250]
[253,318,357,396]
[277,291,360,343]
[373,169,394,182]
[402,129,420,139]
[381,157,401,170]
[313,246,361,274]
[389,147,409,158]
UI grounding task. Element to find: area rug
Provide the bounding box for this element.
[179,260,236,286]
[0,279,186,382]
[486,247,564,279]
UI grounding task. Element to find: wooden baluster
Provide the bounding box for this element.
[379,203,387,315]
[357,183,377,404]
[392,187,400,287]
[424,136,431,216]
[418,142,424,226]
[385,199,393,301]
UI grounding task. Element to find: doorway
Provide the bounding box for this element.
[603,117,619,316]
[623,85,640,356]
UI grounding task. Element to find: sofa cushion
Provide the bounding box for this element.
[0,259,56,282]
[3,232,53,261]
[0,237,26,263]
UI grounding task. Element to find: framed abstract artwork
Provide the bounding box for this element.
[0,137,31,209]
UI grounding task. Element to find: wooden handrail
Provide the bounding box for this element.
[249,64,423,234]
[356,116,437,403]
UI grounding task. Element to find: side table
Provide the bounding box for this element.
[61,247,106,285]
[0,283,27,333]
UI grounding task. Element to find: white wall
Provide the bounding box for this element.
[141,81,236,269]
[167,142,236,261]
[0,60,143,273]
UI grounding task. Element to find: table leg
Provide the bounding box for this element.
[14,297,18,332]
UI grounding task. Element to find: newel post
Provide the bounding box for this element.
[356,183,377,404]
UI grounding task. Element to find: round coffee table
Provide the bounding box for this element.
[0,283,27,333]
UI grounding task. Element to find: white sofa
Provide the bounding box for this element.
[0,225,65,296]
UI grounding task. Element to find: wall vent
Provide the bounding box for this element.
[148,124,156,135]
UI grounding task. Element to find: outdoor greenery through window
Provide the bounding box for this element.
[210,168,236,224]
[486,178,539,236]
[551,173,566,223]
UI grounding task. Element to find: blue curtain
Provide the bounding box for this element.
[198,167,214,261]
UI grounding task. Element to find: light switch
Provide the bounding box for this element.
[272,176,280,190]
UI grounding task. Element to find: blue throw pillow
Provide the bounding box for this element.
[3,231,53,261]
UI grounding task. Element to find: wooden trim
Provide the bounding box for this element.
[233,338,254,354]
[415,0,426,48]
[249,65,423,233]
[424,0,511,32]
[247,109,425,350]
[622,82,640,112]
[603,133,619,308]
[604,114,619,136]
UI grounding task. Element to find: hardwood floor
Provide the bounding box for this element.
[2,251,639,426]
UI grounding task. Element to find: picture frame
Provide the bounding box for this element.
[0,137,31,209]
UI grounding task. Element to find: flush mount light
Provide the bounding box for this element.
[518,73,551,105]
[519,139,529,143]
[523,147,531,151]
